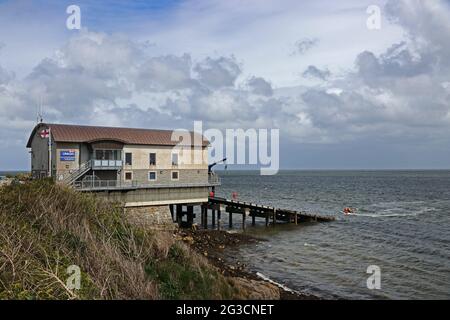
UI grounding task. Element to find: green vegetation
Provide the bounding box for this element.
[145,243,233,299]
[0,180,236,299]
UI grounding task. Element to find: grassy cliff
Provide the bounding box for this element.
[0,180,236,299]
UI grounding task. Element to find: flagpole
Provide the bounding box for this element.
[48,127,52,178]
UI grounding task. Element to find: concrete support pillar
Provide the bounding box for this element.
[176,204,183,224]
[187,205,194,228]
[217,205,222,231]
[169,204,174,221]
[200,205,205,229]
[243,208,249,231]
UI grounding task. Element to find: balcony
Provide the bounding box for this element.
[72,171,220,191]
[73,179,218,191]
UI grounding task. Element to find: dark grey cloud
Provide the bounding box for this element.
[302,65,330,80]
[292,38,318,55]
[246,76,273,96]
[194,56,241,89]
[135,54,195,92]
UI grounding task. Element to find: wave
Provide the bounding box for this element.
[344,205,435,218]
[355,213,418,218]
[256,272,300,294]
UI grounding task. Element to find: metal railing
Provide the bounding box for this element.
[208,173,221,185]
[73,179,219,190]
[61,159,123,185]
[62,160,93,184]
[91,159,123,169]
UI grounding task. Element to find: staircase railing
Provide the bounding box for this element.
[62,160,92,185]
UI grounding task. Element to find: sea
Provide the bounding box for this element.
[214,170,450,300]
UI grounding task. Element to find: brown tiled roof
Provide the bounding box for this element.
[26,123,209,147]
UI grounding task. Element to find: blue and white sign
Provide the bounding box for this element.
[60,150,76,161]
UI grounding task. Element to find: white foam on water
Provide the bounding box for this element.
[351,203,436,218]
[256,272,300,294]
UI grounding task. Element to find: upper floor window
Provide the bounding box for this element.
[171,153,178,166]
[125,152,132,165]
[149,153,156,166]
[94,149,121,161]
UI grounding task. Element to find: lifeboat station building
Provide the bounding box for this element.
[26,123,220,228]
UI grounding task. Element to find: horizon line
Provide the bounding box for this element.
[2,168,450,173]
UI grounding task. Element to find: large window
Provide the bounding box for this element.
[149,153,156,166]
[171,153,178,166]
[125,152,132,165]
[94,149,121,160]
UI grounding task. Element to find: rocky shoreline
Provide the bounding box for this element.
[176,229,319,300]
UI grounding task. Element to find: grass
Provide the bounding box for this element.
[145,243,234,299]
[0,180,237,300]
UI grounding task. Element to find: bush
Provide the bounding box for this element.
[0,181,236,300]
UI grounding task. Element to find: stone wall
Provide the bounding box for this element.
[98,186,209,206]
[122,144,208,170]
[125,205,177,231]
[123,169,208,184]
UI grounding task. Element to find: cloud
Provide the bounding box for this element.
[292,38,318,55]
[302,65,331,81]
[0,30,279,133]
[135,54,195,92]
[246,76,273,96]
[0,66,14,85]
[194,56,241,89]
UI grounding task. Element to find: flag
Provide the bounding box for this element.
[40,129,49,138]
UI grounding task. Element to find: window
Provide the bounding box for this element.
[148,171,157,181]
[125,152,132,165]
[171,153,178,166]
[171,171,179,180]
[95,149,121,160]
[149,153,156,166]
[125,172,132,180]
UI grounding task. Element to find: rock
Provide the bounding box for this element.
[182,236,194,244]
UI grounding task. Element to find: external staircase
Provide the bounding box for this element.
[62,160,92,185]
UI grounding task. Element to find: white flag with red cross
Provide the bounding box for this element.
[40,129,49,138]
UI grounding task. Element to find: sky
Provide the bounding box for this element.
[0,0,449,170]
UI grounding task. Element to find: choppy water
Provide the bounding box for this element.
[214,170,450,300]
